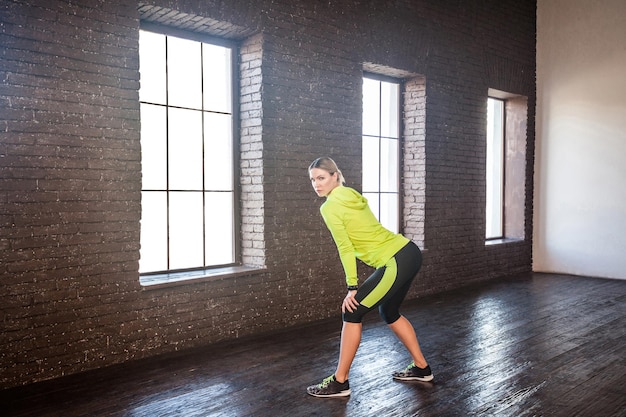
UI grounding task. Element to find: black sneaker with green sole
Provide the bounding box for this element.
[306,374,351,397]
[392,362,434,382]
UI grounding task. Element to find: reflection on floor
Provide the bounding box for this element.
[3,273,625,417]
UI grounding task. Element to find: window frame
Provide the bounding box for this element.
[138,22,243,282]
[362,72,403,234]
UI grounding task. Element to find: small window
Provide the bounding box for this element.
[138,28,237,276]
[486,90,527,243]
[486,97,505,239]
[362,76,401,233]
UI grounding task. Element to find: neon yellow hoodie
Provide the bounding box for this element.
[320,186,409,287]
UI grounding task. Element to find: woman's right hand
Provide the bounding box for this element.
[342,290,359,313]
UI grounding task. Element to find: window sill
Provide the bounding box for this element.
[140,265,266,290]
[485,237,524,246]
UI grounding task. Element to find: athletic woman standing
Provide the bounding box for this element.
[306,156,433,398]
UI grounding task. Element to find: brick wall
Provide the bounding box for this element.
[0,0,536,388]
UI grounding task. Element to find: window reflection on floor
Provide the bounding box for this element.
[128,382,238,417]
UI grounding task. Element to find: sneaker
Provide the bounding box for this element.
[392,362,434,382]
[306,374,351,397]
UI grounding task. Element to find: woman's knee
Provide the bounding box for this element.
[379,306,401,324]
[342,310,364,323]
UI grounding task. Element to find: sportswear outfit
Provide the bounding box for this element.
[306,185,432,398]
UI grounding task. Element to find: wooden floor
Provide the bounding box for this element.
[2,273,625,417]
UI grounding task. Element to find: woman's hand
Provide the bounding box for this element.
[342,290,359,313]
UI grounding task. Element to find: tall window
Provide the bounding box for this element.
[362,76,401,233]
[486,90,528,243]
[138,28,236,276]
[486,97,504,239]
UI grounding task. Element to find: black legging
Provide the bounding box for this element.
[343,241,422,324]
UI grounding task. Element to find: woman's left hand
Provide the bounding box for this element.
[342,290,359,313]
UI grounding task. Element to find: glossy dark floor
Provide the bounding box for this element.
[3,273,626,417]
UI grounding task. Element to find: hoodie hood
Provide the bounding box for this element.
[327,186,369,210]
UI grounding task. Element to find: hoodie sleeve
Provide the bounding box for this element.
[320,203,359,287]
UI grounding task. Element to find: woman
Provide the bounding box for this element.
[306,156,433,398]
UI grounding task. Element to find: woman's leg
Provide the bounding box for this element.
[378,242,429,368]
[388,315,428,368]
[335,266,387,381]
[334,322,362,382]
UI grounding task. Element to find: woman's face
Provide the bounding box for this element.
[310,168,339,197]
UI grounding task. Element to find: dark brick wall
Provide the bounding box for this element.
[0,0,536,388]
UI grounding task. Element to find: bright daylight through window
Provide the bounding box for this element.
[486,97,504,240]
[138,29,236,276]
[362,76,401,233]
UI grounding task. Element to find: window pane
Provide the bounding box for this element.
[204,113,233,191]
[168,108,203,190]
[363,192,379,220]
[486,98,504,238]
[362,78,380,136]
[140,191,167,273]
[380,82,399,138]
[203,44,232,113]
[380,137,398,192]
[167,36,202,109]
[139,31,166,105]
[169,192,204,269]
[140,103,167,190]
[362,135,380,192]
[205,192,235,265]
[380,193,399,233]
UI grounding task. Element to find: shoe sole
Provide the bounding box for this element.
[393,374,434,382]
[307,389,351,398]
